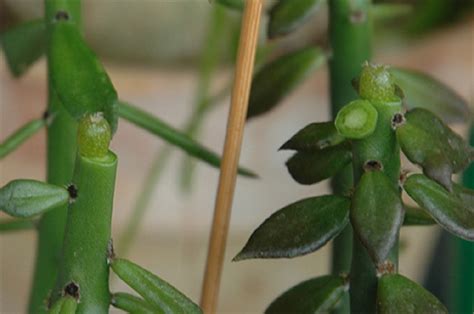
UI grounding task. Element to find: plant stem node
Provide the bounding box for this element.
[66,184,78,202]
[391,113,405,129]
[364,160,383,172]
[63,282,80,299]
[55,10,70,21]
[376,261,395,277]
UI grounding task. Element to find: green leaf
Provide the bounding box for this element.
[280,121,345,151]
[377,274,448,314]
[396,108,473,190]
[0,19,46,77]
[351,170,404,263]
[118,101,256,178]
[0,118,45,159]
[49,21,118,133]
[390,68,471,123]
[234,195,350,260]
[111,258,202,314]
[268,0,323,39]
[0,218,36,232]
[286,143,352,185]
[213,0,244,10]
[335,99,378,139]
[404,174,474,240]
[403,206,435,226]
[111,292,156,314]
[247,47,326,119]
[265,275,347,314]
[0,179,69,218]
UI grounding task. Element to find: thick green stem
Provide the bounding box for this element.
[350,100,401,313]
[28,1,80,312]
[54,152,117,313]
[328,1,371,312]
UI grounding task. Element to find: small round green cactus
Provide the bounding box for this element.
[335,100,378,139]
[359,63,396,102]
[77,112,111,158]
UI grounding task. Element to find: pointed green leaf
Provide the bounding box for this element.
[0,19,46,77]
[49,22,118,132]
[247,47,326,119]
[335,99,378,139]
[0,179,69,218]
[268,0,323,39]
[280,121,345,151]
[118,101,256,177]
[396,108,473,190]
[213,0,244,10]
[234,195,350,260]
[390,68,471,123]
[265,275,347,314]
[286,143,352,185]
[351,170,404,263]
[403,206,435,226]
[111,292,155,314]
[404,174,474,240]
[111,258,202,314]
[378,274,448,314]
[0,118,45,159]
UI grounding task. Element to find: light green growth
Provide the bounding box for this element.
[77,113,111,158]
[359,63,396,102]
[335,100,378,139]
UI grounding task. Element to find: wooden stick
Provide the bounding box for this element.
[200,1,264,313]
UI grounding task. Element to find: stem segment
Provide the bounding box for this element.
[328,0,371,312]
[29,1,80,311]
[55,152,117,313]
[350,100,401,313]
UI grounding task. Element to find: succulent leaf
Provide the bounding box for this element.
[335,99,378,139]
[351,170,404,263]
[265,275,346,314]
[404,174,474,240]
[247,47,326,119]
[280,121,345,151]
[286,143,352,185]
[377,274,448,314]
[268,0,324,38]
[359,63,397,103]
[234,195,350,260]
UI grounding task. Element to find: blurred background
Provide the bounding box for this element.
[0,0,473,313]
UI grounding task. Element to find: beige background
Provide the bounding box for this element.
[0,2,473,313]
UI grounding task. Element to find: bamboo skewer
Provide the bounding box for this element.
[200,1,264,313]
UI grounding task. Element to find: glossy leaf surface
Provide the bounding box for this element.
[111,258,202,314]
[234,195,350,260]
[118,101,256,177]
[49,22,118,132]
[0,179,69,218]
[280,121,345,151]
[247,47,326,119]
[266,275,346,314]
[378,274,448,314]
[111,292,155,314]
[404,174,474,240]
[0,19,46,77]
[396,108,473,190]
[268,0,323,38]
[286,143,352,185]
[403,206,435,226]
[351,170,404,263]
[390,68,471,123]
